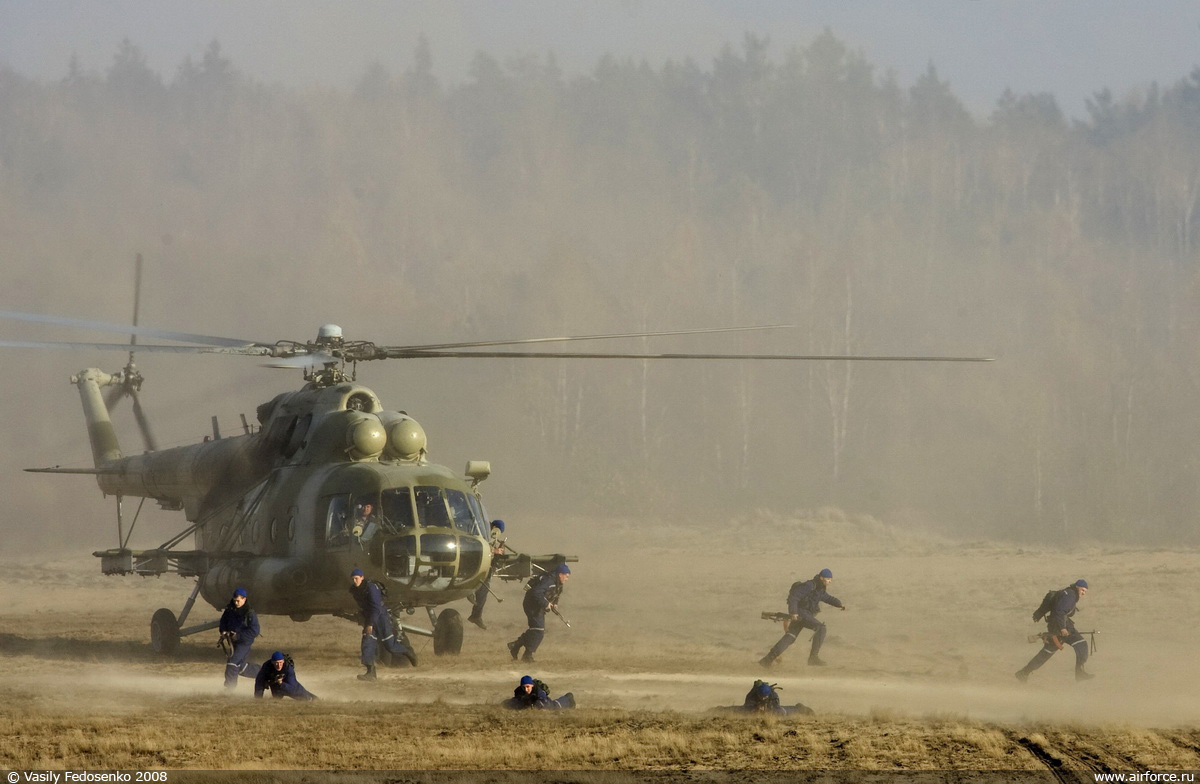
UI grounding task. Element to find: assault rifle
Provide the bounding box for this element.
[1028,629,1099,654]
[217,630,234,656]
[551,605,572,628]
[761,612,791,623]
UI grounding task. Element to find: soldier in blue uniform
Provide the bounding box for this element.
[349,568,418,681]
[254,651,317,700]
[758,568,845,668]
[219,587,260,689]
[1016,579,1093,682]
[717,681,814,715]
[502,674,576,710]
[468,519,506,630]
[507,563,570,663]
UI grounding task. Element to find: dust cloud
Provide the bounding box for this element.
[1,512,1196,731]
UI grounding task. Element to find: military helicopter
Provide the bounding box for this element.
[3,258,991,657]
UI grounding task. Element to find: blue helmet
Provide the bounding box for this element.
[350,568,365,578]
[1075,579,1089,589]
[271,651,285,662]
[491,520,505,533]
[233,587,248,598]
[556,563,571,575]
[818,569,833,579]
[520,675,534,686]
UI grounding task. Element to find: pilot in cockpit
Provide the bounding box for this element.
[351,501,379,540]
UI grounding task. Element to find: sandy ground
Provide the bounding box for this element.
[1,510,1198,771]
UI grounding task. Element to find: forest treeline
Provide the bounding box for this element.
[2,33,1198,544]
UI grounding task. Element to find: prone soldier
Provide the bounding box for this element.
[502,674,576,710]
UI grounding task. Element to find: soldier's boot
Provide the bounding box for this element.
[468,613,487,630]
[401,647,418,667]
[807,655,828,666]
[521,653,536,663]
[1075,666,1095,681]
[1017,647,1054,683]
[507,640,522,661]
[357,664,377,681]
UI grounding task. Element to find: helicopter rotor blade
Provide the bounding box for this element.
[0,339,279,356]
[130,391,158,453]
[260,351,337,369]
[376,349,996,362]
[376,324,795,352]
[0,310,266,348]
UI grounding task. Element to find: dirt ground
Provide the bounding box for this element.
[1,509,1198,773]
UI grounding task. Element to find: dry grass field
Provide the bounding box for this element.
[1,510,1198,774]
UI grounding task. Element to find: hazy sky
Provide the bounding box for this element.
[2,1,1198,117]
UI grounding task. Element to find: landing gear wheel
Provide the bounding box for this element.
[432,608,463,656]
[150,608,180,655]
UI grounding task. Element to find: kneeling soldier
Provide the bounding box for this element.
[254,651,317,700]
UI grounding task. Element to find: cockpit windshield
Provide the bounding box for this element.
[414,486,451,528]
[445,489,479,534]
[381,487,416,529]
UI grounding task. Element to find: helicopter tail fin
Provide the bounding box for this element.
[72,368,124,466]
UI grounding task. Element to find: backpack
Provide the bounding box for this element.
[533,678,551,697]
[743,680,781,712]
[1032,589,1057,622]
[370,579,389,598]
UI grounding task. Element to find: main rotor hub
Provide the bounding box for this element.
[315,324,344,346]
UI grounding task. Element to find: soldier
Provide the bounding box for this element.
[507,563,570,663]
[254,651,317,700]
[718,680,814,716]
[219,587,260,689]
[468,519,507,630]
[1016,579,1094,682]
[502,674,576,710]
[758,568,845,668]
[349,568,418,681]
[351,501,379,540]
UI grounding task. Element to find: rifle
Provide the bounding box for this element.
[217,631,234,657]
[761,612,791,623]
[551,605,572,628]
[1028,629,1099,654]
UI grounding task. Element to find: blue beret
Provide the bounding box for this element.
[491,520,505,533]
[233,587,247,598]
[271,651,285,661]
[350,568,365,578]
[756,682,772,696]
[818,569,833,579]
[1075,579,1088,589]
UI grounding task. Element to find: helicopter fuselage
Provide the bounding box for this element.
[74,368,493,619]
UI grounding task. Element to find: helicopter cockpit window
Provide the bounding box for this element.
[467,494,490,539]
[445,489,478,534]
[380,487,415,530]
[414,486,451,528]
[325,495,351,543]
